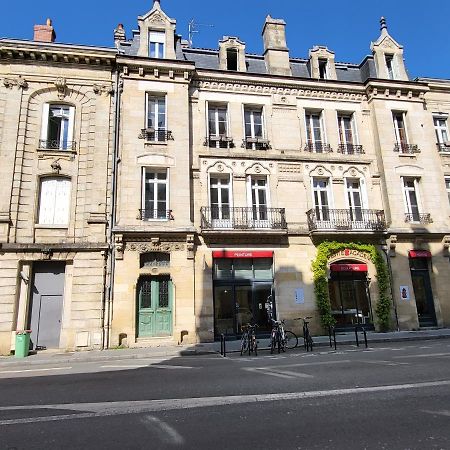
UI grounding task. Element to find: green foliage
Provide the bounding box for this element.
[311,241,391,332]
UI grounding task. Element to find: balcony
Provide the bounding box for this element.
[242,137,271,150]
[200,206,287,231]
[304,142,333,153]
[139,128,174,142]
[394,143,420,154]
[204,135,235,149]
[437,143,450,153]
[39,139,76,151]
[307,208,386,232]
[404,213,432,224]
[138,209,174,221]
[337,144,364,155]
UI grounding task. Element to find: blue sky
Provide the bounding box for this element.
[2,0,449,79]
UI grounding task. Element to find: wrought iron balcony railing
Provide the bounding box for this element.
[200,206,287,230]
[437,143,450,153]
[138,209,174,221]
[307,208,386,231]
[404,213,432,224]
[242,137,271,150]
[139,128,174,142]
[337,143,364,155]
[394,143,420,154]
[304,142,333,153]
[39,139,76,151]
[203,135,235,149]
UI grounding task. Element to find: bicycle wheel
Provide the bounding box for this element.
[277,331,281,354]
[284,330,298,349]
[240,334,248,356]
[306,333,314,352]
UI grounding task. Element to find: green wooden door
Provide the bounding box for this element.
[137,276,173,337]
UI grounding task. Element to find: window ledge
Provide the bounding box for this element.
[143,141,168,147]
[35,224,69,229]
[398,153,417,158]
[36,148,77,158]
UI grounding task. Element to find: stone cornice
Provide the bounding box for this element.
[0,39,115,67]
[365,79,429,102]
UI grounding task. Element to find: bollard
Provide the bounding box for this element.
[333,328,337,350]
[328,326,333,348]
[363,327,368,348]
[220,334,226,357]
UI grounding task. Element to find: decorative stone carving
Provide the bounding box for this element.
[278,163,302,173]
[148,12,165,24]
[93,84,114,96]
[186,234,195,260]
[54,77,67,99]
[388,235,397,257]
[126,241,184,253]
[3,77,28,89]
[115,234,124,260]
[443,236,450,256]
[51,160,62,174]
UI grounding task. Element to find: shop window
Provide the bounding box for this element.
[214,259,233,280]
[254,258,273,279]
[234,259,253,279]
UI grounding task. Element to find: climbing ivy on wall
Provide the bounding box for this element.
[311,241,392,332]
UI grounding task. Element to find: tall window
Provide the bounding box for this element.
[338,113,357,153]
[210,175,231,223]
[142,169,168,220]
[402,177,420,222]
[226,48,238,71]
[250,176,268,221]
[445,178,450,206]
[393,112,408,151]
[40,104,75,150]
[208,104,228,147]
[434,116,449,149]
[346,179,364,221]
[149,31,165,58]
[318,59,328,79]
[312,178,330,221]
[244,106,264,149]
[146,95,166,141]
[38,177,71,225]
[305,112,326,152]
[385,54,395,79]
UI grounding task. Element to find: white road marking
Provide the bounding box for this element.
[421,409,450,417]
[0,379,449,426]
[101,365,148,369]
[151,365,196,370]
[0,367,72,374]
[394,352,450,359]
[141,415,184,446]
[362,360,410,366]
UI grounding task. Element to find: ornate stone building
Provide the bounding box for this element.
[0,1,449,354]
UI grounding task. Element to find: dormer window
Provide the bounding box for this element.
[149,30,165,58]
[385,54,394,79]
[226,48,238,71]
[318,59,328,79]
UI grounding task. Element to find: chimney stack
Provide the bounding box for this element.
[262,16,291,76]
[33,18,56,43]
[114,23,126,45]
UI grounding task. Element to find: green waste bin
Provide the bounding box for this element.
[15,331,31,358]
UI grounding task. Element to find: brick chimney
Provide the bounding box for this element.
[34,18,56,43]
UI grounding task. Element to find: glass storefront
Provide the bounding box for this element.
[213,256,273,338]
[328,261,373,328]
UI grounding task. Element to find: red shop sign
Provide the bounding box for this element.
[330,263,368,272]
[212,250,273,259]
[409,250,432,259]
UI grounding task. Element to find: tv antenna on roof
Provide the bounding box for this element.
[188,19,214,47]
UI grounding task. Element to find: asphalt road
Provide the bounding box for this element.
[1,340,450,449]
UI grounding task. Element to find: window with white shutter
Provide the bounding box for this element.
[38,177,71,225]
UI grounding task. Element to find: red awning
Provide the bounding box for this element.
[409,250,432,259]
[212,250,273,259]
[330,263,368,272]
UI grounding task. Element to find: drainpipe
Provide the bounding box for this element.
[103,68,122,349]
[381,244,400,331]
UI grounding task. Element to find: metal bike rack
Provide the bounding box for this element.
[354,325,368,348]
[220,334,227,357]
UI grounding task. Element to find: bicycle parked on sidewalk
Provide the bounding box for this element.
[240,323,258,356]
[266,299,298,353]
[294,316,314,352]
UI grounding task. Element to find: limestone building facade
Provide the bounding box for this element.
[0,1,449,354]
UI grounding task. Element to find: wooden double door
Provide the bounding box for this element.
[136,276,173,338]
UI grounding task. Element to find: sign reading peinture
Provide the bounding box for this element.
[212,250,273,259]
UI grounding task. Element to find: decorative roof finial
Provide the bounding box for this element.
[153,0,161,8]
[380,16,387,32]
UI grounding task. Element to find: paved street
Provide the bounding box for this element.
[1,340,450,449]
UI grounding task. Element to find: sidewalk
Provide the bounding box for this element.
[1,328,450,368]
